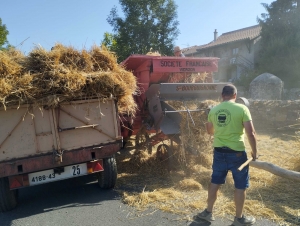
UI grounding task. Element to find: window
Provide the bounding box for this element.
[232,48,238,55]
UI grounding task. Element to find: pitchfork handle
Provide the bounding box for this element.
[238,157,253,171]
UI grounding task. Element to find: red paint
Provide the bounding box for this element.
[87,160,104,172]
[9,176,22,189]
[121,55,218,85]
[23,174,29,187]
[0,143,121,178]
[120,54,219,142]
[93,162,104,172]
[152,58,218,73]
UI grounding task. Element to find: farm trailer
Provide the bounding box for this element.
[0,98,122,211]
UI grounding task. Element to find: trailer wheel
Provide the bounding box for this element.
[0,177,18,212]
[156,144,171,162]
[97,156,117,189]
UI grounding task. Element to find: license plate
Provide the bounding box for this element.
[28,163,88,186]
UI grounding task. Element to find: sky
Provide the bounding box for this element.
[0,0,274,54]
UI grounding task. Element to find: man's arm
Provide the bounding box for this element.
[243,120,258,161]
[206,122,214,135]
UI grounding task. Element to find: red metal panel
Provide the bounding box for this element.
[152,58,219,73]
[121,54,157,71]
[121,55,219,74]
[122,55,218,84]
[0,143,120,178]
[149,72,170,83]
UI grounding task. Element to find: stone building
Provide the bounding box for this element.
[183,25,261,82]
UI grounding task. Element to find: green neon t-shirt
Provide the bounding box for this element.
[208,101,252,151]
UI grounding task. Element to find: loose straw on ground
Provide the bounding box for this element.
[116,101,300,225]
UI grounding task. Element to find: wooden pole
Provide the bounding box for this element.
[249,160,300,182]
[238,157,253,171]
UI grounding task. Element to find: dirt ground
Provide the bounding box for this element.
[115,127,300,226]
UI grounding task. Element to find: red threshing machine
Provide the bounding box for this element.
[120,54,229,160]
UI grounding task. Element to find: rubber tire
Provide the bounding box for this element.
[0,177,18,212]
[156,144,171,161]
[97,156,117,189]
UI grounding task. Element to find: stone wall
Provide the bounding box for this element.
[283,88,300,100]
[236,85,300,101]
[249,100,300,132]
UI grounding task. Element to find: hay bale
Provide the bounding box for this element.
[0,50,28,108]
[90,45,117,72]
[0,44,138,115]
[5,48,26,66]
[50,44,93,72]
[0,51,23,77]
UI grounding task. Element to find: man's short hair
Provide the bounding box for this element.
[222,84,237,96]
[174,46,181,53]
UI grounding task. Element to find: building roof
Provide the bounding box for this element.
[181,45,203,56]
[197,25,261,51]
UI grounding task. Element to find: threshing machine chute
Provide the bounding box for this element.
[145,83,227,135]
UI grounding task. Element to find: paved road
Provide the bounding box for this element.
[0,175,279,226]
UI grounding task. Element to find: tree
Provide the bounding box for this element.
[101,32,118,52]
[257,0,300,88]
[0,18,9,50]
[107,0,179,62]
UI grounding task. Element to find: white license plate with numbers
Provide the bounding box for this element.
[28,163,88,186]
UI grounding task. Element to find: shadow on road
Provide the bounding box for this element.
[0,175,120,226]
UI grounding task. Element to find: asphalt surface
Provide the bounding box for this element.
[0,175,280,226]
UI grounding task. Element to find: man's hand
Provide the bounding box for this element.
[205,122,214,135]
[251,153,262,161]
[251,151,258,161]
[205,105,214,115]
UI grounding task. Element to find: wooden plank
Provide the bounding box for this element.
[250,160,300,181]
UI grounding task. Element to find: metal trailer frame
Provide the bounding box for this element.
[0,98,122,211]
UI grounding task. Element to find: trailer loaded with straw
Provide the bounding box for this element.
[0,45,138,212]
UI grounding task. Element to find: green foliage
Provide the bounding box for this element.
[0,18,9,50]
[257,0,300,88]
[101,32,118,52]
[107,0,179,62]
[234,69,260,90]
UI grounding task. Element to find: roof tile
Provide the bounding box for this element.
[181,45,203,56]
[198,25,261,50]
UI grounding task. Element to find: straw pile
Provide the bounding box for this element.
[146,51,161,56]
[0,44,138,115]
[116,100,300,225]
[162,100,217,169]
[168,72,211,83]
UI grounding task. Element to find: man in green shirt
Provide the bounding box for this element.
[197,84,258,226]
